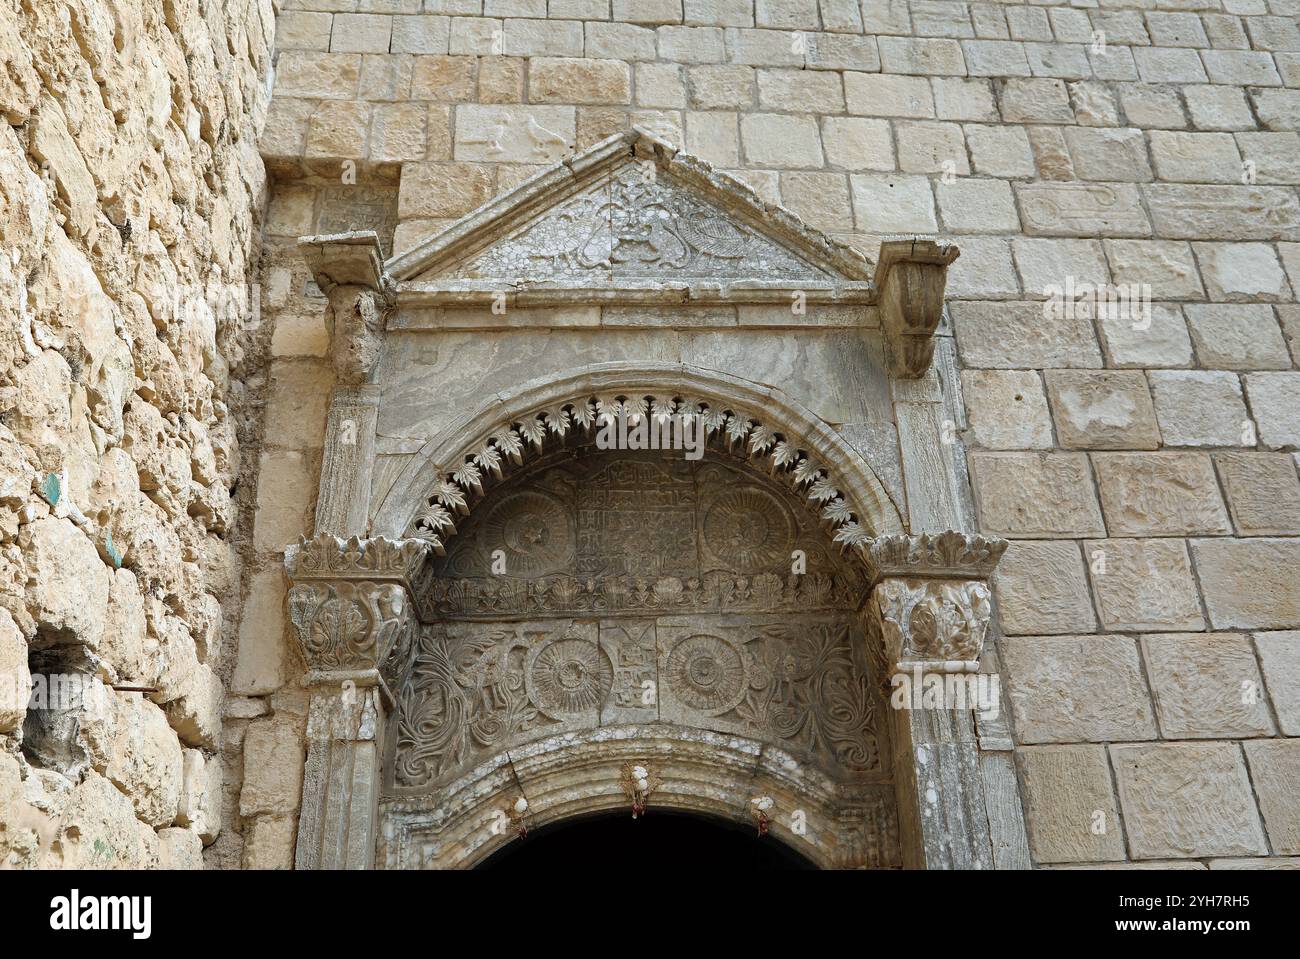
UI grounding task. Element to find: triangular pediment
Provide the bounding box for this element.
[387,127,873,289]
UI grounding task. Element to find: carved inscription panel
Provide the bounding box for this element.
[418,450,867,619]
[390,613,885,792]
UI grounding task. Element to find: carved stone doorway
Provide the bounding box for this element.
[378,444,898,869]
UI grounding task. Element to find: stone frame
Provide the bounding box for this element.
[283,130,1030,870]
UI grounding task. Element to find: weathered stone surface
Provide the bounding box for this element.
[1193,244,1292,303]
[1255,631,1300,737]
[163,664,224,750]
[993,540,1097,635]
[1244,373,1300,449]
[158,826,204,869]
[54,772,161,869]
[240,720,305,818]
[0,609,28,734]
[105,696,183,828]
[243,815,298,870]
[20,517,110,650]
[1111,743,1267,860]
[1087,539,1204,632]
[952,301,1101,369]
[1184,304,1291,370]
[960,370,1053,450]
[1192,538,1300,630]
[1149,371,1250,447]
[969,452,1104,538]
[1097,304,1194,369]
[1142,634,1275,738]
[1093,453,1231,536]
[177,748,222,845]
[1044,370,1160,451]
[1216,453,1300,536]
[232,570,291,696]
[1018,745,1125,864]
[1003,635,1157,744]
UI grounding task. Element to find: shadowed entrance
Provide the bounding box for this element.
[477,811,817,870]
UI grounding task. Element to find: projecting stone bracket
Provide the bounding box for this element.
[863,531,1007,674]
[284,533,431,870]
[299,230,395,385]
[873,239,961,379]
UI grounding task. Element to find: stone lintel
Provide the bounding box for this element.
[874,238,961,379]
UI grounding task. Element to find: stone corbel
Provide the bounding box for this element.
[299,230,394,385]
[864,531,1006,674]
[874,239,960,378]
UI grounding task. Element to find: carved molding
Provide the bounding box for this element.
[863,530,1008,584]
[874,239,960,378]
[284,534,430,690]
[404,392,882,564]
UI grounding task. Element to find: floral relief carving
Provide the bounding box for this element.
[456,164,828,281]
[872,578,993,668]
[391,615,883,790]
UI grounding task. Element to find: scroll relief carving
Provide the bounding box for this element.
[455,163,829,281]
[392,615,883,791]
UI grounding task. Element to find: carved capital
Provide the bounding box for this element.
[299,231,393,384]
[863,530,1007,585]
[874,239,960,378]
[870,578,993,674]
[284,534,430,691]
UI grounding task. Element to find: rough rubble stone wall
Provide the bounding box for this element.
[0,0,273,868]
[246,0,1300,868]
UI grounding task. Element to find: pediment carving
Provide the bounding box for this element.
[388,127,874,288]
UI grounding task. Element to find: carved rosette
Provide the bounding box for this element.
[865,531,1006,673]
[285,534,430,696]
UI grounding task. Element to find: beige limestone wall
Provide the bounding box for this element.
[242,0,1300,868]
[0,0,273,868]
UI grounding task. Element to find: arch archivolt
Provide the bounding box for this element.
[369,363,907,550]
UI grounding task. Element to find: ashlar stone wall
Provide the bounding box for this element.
[0,0,273,868]
[241,0,1300,868]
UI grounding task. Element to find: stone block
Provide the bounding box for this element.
[398,160,495,218]
[969,452,1105,538]
[1149,130,1243,183]
[105,695,183,828]
[1244,373,1300,449]
[1044,370,1160,451]
[1144,185,1300,241]
[1243,740,1300,855]
[821,117,894,171]
[453,105,575,163]
[844,73,935,118]
[1192,538,1300,630]
[959,369,1053,450]
[1194,244,1292,303]
[687,64,754,108]
[849,174,937,233]
[993,540,1098,635]
[965,124,1034,178]
[1016,183,1151,238]
[1012,237,1109,296]
[1255,631,1300,736]
[1150,371,1250,447]
[1093,452,1231,536]
[1063,127,1152,182]
[240,719,305,818]
[1111,743,1267,859]
[1185,85,1256,131]
[1142,634,1275,738]
[529,57,632,104]
[739,113,824,167]
[951,301,1101,368]
[1097,304,1195,369]
[935,178,1019,233]
[1086,538,1205,632]
[1003,635,1157,743]
[1216,453,1300,536]
[1104,240,1204,301]
[1019,745,1125,864]
[410,56,477,101]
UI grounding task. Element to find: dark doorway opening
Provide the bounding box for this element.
[477,810,818,870]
